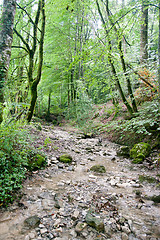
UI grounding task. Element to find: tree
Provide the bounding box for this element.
[14,0,46,122]
[158,1,160,101]
[0,0,16,123]
[95,0,135,115]
[140,0,148,65]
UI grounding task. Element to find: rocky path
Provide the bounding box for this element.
[0,125,160,240]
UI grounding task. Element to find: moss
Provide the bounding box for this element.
[90,165,106,173]
[21,149,47,171]
[150,195,160,203]
[139,175,157,183]
[130,142,151,163]
[58,154,72,163]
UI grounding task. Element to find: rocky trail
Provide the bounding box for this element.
[0,125,160,240]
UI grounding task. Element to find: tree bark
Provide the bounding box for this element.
[140,0,148,65]
[26,0,45,122]
[0,0,16,123]
[158,1,160,102]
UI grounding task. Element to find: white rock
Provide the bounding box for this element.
[55,227,63,232]
[54,218,61,227]
[121,232,128,240]
[24,236,30,240]
[39,224,45,228]
[72,210,79,220]
[28,232,36,239]
[69,229,77,237]
[40,228,48,234]
[121,226,131,234]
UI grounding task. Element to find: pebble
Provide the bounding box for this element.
[121,232,129,240]
[54,218,61,227]
[40,228,48,234]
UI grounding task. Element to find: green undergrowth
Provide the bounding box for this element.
[0,123,47,208]
[99,101,160,147]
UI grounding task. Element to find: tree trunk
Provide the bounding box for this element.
[26,85,37,122]
[105,0,137,113]
[96,0,133,115]
[46,91,51,119]
[0,0,16,123]
[26,0,45,122]
[140,0,148,65]
[158,1,160,102]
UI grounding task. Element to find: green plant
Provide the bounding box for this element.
[0,123,47,207]
[0,124,28,206]
[104,100,160,142]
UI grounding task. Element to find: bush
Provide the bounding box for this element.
[0,123,46,207]
[104,100,160,146]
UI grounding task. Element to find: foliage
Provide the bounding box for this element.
[0,124,27,206]
[107,100,160,138]
[0,123,46,207]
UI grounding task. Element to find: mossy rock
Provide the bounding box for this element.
[21,149,47,171]
[58,154,73,163]
[24,215,40,229]
[117,146,130,157]
[85,209,104,232]
[130,142,151,164]
[28,153,46,170]
[90,165,106,173]
[150,195,160,203]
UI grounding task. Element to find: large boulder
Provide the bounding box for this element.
[130,142,151,164]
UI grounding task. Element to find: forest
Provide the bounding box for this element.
[0,0,160,239]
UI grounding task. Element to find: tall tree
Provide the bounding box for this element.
[96,0,135,115]
[158,0,160,101]
[14,0,46,122]
[140,0,148,65]
[0,0,16,123]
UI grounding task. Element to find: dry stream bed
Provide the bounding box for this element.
[0,125,160,240]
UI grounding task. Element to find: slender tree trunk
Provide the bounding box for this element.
[96,0,133,115]
[105,0,137,113]
[0,0,16,123]
[46,91,51,119]
[158,1,160,102]
[140,0,148,65]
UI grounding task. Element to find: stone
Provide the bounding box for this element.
[130,142,151,164]
[26,150,47,171]
[54,218,61,227]
[58,154,73,163]
[90,165,106,173]
[40,228,48,234]
[85,210,104,232]
[150,195,160,203]
[72,210,80,220]
[28,232,36,239]
[24,215,41,229]
[75,222,87,233]
[117,146,130,157]
[24,236,30,240]
[121,226,131,234]
[121,232,129,240]
[69,229,77,237]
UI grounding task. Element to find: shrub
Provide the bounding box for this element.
[0,123,46,207]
